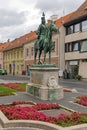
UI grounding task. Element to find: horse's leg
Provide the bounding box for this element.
[34,49,37,64]
[38,49,42,63]
[44,48,46,63]
[49,50,51,64]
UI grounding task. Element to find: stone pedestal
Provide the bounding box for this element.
[26,64,64,100]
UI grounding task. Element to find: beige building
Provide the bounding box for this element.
[3,32,37,75]
[3,44,24,75]
[64,0,87,79]
[0,41,9,69]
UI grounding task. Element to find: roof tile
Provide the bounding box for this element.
[65,0,87,24]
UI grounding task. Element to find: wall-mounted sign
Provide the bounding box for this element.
[69,61,78,65]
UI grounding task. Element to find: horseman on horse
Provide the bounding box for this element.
[34,13,58,64]
[36,12,46,47]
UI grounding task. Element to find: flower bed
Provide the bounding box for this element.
[12,100,36,105]
[2,83,26,91]
[75,96,87,106]
[0,101,87,127]
[63,88,72,92]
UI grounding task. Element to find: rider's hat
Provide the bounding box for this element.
[41,12,45,22]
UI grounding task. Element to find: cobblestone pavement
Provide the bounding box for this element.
[0,87,87,129]
[0,91,86,113]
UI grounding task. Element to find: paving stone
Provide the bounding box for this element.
[0,87,87,130]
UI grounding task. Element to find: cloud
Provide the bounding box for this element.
[35,0,59,12]
[0,9,27,27]
[35,0,85,16]
[0,0,85,42]
[0,23,38,42]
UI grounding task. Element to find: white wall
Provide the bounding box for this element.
[58,26,65,71]
[79,60,87,79]
[65,31,87,43]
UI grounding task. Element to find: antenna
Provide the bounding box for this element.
[63,8,65,16]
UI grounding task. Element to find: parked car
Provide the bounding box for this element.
[0,69,7,75]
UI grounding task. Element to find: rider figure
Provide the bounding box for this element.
[36,12,46,49]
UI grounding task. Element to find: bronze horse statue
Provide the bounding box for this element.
[34,22,58,64]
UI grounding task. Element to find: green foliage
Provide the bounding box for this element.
[15,83,27,88]
[81,116,87,123]
[75,74,82,80]
[0,84,17,96]
[0,83,26,96]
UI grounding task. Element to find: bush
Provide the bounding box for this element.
[75,75,82,80]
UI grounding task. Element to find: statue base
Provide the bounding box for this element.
[26,64,64,100]
[26,84,63,100]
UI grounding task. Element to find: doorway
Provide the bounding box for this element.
[9,64,12,74]
[70,65,78,79]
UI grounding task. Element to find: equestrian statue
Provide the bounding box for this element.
[34,12,58,64]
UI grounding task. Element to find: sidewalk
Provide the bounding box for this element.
[60,78,87,83]
[0,91,87,130]
[0,91,86,113]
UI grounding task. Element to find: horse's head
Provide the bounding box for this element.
[49,22,59,33]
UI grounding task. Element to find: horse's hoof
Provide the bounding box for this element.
[38,61,42,64]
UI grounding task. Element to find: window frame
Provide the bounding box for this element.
[80,40,87,53]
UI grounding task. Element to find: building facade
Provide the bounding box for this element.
[64,0,87,79]
[3,46,24,75]
[3,32,36,75]
[0,41,9,69]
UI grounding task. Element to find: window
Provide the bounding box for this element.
[82,59,87,62]
[65,43,68,52]
[66,25,73,35]
[65,43,72,52]
[21,50,23,58]
[14,52,16,59]
[31,47,34,56]
[26,48,29,56]
[52,41,55,52]
[65,42,79,52]
[68,43,72,52]
[82,20,87,31]
[74,23,80,32]
[21,64,24,70]
[72,43,79,51]
[17,51,19,58]
[80,40,87,52]
[0,64,1,69]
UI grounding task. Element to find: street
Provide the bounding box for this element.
[0,75,29,83]
[0,75,87,94]
[59,79,87,94]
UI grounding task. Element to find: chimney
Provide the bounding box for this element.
[7,39,10,42]
[50,15,58,21]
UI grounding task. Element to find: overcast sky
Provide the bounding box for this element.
[0,0,85,42]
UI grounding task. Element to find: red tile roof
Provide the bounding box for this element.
[55,12,74,28]
[0,41,10,51]
[3,31,37,51]
[65,0,87,24]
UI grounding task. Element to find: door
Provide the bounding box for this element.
[70,65,78,78]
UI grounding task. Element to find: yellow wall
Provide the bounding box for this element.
[3,46,24,75]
